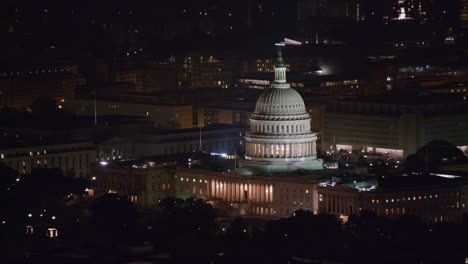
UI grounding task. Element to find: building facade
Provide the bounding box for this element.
[317,179,468,224]
[65,96,193,129]
[0,141,96,177]
[0,66,84,110]
[97,125,247,161]
[93,164,319,218]
[322,96,468,159]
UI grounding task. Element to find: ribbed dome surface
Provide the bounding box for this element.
[254,88,307,115]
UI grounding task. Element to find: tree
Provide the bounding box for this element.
[30,98,60,115]
[0,162,16,193]
[263,210,343,261]
[153,197,218,261]
[89,193,137,242]
[405,140,467,173]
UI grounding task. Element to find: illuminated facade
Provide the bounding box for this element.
[98,125,246,159]
[461,0,468,29]
[318,179,468,224]
[0,66,83,110]
[240,48,323,173]
[65,96,193,129]
[93,165,318,218]
[322,96,468,159]
[0,141,96,177]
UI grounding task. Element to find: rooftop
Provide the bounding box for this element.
[0,113,151,130]
[346,93,467,105]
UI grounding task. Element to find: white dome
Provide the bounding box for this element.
[254,88,307,116]
[240,49,322,174]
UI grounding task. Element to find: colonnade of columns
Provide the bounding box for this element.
[246,141,316,159]
[210,180,273,203]
[252,122,308,134]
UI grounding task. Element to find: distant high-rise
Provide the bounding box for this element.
[297,0,352,21]
[461,0,468,29]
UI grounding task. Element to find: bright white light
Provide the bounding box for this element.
[100,161,108,166]
[430,173,461,179]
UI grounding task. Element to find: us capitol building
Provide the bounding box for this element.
[240,47,323,174]
[93,47,468,222]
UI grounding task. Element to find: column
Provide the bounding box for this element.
[227,183,230,201]
[253,184,256,202]
[261,185,264,203]
[221,181,225,199]
[240,184,243,201]
[270,185,273,202]
[251,184,254,201]
[223,182,227,200]
[258,184,261,202]
[255,184,259,202]
[260,185,263,202]
[233,183,237,201]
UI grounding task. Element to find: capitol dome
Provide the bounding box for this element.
[239,46,323,174]
[254,88,307,116]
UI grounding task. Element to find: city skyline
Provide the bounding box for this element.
[0,1,467,263]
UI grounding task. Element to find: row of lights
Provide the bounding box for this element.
[372,194,439,203]
[0,68,70,77]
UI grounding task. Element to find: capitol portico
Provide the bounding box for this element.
[240,47,323,174]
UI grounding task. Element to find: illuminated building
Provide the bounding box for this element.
[65,95,194,129]
[0,65,84,110]
[93,163,319,217]
[322,95,468,159]
[177,53,244,89]
[197,101,255,127]
[240,47,323,173]
[461,0,468,29]
[0,141,96,177]
[318,175,468,224]
[98,124,246,160]
[93,163,176,206]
